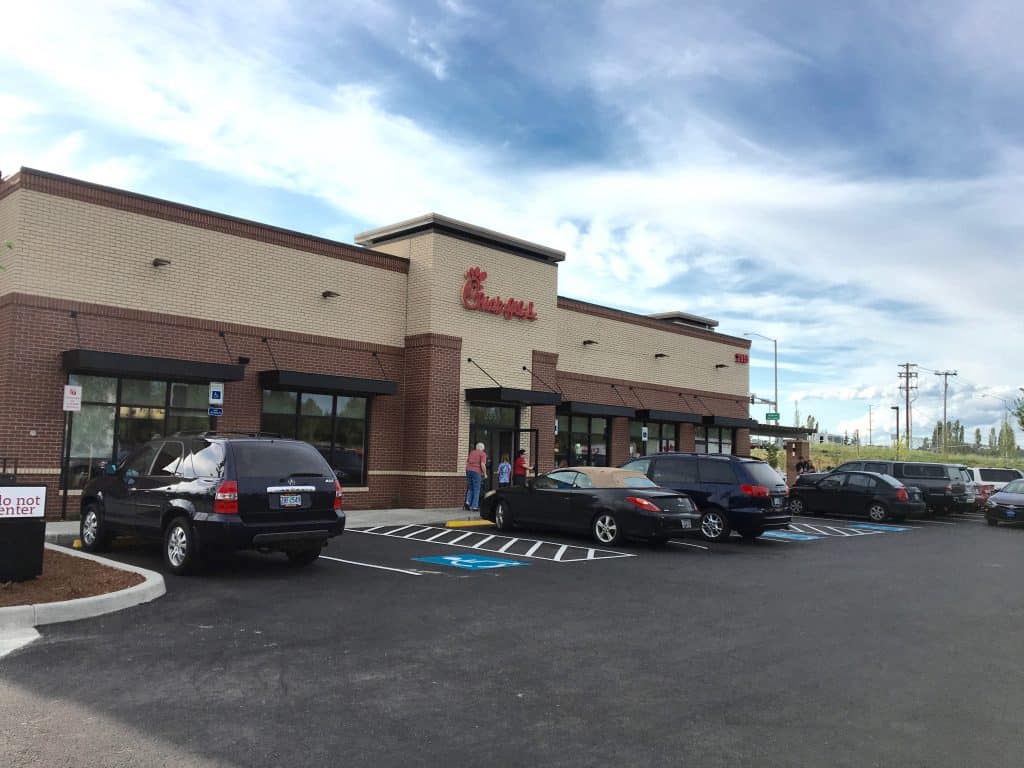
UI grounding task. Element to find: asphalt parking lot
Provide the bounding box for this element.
[3,509,1023,768]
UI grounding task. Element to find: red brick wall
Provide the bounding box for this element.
[530,350,559,473]
[609,417,631,466]
[679,423,696,452]
[0,293,406,518]
[734,428,751,457]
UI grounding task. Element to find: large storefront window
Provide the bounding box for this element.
[260,390,369,485]
[696,426,734,455]
[555,414,609,468]
[628,421,678,458]
[66,375,212,489]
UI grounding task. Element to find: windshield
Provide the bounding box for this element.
[230,441,333,480]
[1002,479,1024,494]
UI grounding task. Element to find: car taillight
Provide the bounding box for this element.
[895,487,908,502]
[334,479,343,512]
[625,496,662,513]
[214,480,239,515]
[739,484,770,498]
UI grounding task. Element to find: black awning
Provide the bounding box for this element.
[63,349,245,383]
[560,401,636,418]
[637,408,704,424]
[465,387,561,406]
[703,415,759,429]
[259,369,397,397]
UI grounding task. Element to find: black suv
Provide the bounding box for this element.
[621,453,790,541]
[830,461,968,514]
[80,434,345,574]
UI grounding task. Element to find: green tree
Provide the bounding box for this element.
[1014,397,1024,435]
[765,442,780,469]
[805,415,818,432]
[974,428,982,449]
[989,427,998,450]
[998,421,1017,457]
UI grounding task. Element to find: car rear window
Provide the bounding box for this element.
[736,461,780,486]
[980,468,1022,483]
[621,476,658,488]
[230,441,332,480]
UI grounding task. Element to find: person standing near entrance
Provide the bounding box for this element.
[497,454,512,488]
[465,442,488,512]
[513,448,528,487]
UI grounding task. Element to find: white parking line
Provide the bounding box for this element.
[318,555,422,575]
[525,541,544,557]
[446,531,476,544]
[670,540,710,550]
[914,518,957,525]
[553,544,569,561]
[496,538,520,553]
[400,526,433,539]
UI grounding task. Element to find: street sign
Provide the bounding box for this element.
[62,385,82,412]
[209,382,224,406]
[641,426,649,441]
[208,407,224,417]
[765,412,780,421]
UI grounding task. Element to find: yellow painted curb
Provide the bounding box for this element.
[444,520,495,528]
[72,539,82,549]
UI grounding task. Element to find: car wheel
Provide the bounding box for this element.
[789,497,805,516]
[163,516,198,576]
[286,546,322,566]
[494,500,513,532]
[593,512,623,546]
[79,502,110,552]
[867,503,888,523]
[986,517,998,527]
[699,509,731,542]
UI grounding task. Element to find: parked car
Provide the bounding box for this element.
[984,479,1024,526]
[965,467,1024,505]
[789,471,925,522]
[80,433,346,574]
[948,465,977,508]
[620,453,790,542]
[481,467,700,545]
[829,461,968,514]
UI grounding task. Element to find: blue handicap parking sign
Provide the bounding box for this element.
[850,523,910,532]
[414,554,528,570]
[762,530,824,541]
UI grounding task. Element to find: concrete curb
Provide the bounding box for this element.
[0,544,165,630]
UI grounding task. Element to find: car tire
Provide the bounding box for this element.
[286,546,322,566]
[789,497,805,516]
[699,508,731,542]
[593,512,623,546]
[163,516,199,576]
[79,502,111,553]
[986,517,998,527]
[867,503,888,523]
[494,500,513,532]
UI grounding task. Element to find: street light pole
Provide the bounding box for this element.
[743,331,779,416]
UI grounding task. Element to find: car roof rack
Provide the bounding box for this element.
[169,431,284,439]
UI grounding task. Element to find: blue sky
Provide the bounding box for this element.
[2,0,1022,446]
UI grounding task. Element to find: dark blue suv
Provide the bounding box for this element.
[621,453,790,541]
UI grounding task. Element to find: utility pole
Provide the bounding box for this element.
[867,404,878,446]
[935,370,957,454]
[898,363,918,451]
[891,405,900,459]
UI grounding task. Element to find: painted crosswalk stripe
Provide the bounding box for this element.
[525,541,544,557]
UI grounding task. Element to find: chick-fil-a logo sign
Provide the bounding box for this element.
[461,267,538,321]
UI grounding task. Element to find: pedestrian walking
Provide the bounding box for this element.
[512,448,528,487]
[465,442,487,512]
[497,454,512,488]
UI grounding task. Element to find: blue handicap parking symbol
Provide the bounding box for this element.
[762,530,824,541]
[849,523,910,532]
[414,554,529,570]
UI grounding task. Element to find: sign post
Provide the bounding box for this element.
[0,484,48,581]
[60,385,82,521]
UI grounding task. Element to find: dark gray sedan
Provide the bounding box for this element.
[985,479,1024,526]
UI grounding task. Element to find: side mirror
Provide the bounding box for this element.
[104,462,118,476]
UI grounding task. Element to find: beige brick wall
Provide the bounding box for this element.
[0,189,20,296]
[555,308,749,397]
[7,189,408,347]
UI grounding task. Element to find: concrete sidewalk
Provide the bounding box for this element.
[45,506,477,545]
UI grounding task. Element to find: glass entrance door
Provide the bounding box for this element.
[469,404,518,490]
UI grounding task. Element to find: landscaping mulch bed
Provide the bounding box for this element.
[0,549,143,607]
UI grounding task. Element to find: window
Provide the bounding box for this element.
[699,458,736,484]
[150,442,183,477]
[820,475,845,490]
[838,462,864,472]
[231,441,332,479]
[261,390,370,485]
[652,456,698,484]
[1003,479,1024,493]
[122,443,159,478]
[628,421,678,458]
[555,413,610,468]
[65,374,214,489]
[865,462,890,474]
[695,426,735,455]
[546,470,578,488]
[573,473,593,489]
[622,458,651,476]
[846,474,874,489]
[181,440,226,479]
[621,476,658,488]
[980,468,1022,483]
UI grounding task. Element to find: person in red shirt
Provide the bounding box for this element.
[465,442,488,511]
[512,449,528,487]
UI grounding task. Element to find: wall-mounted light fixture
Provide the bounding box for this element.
[654,353,668,359]
[582,339,597,346]
[322,290,340,298]
[151,258,171,267]
[237,356,251,365]
[715,363,729,369]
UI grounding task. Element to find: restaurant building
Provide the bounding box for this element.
[0,168,755,518]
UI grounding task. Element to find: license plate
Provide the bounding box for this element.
[680,520,692,529]
[1007,510,1016,518]
[280,493,302,508]
[772,497,782,507]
